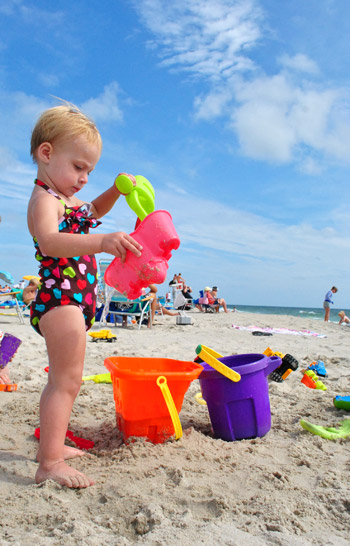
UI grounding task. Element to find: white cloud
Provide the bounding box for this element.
[194,87,232,120]
[37,73,60,88]
[279,53,319,75]
[134,0,262,79]
[134,0,350,169]
[81,82,124,123]
[231,73,350,165]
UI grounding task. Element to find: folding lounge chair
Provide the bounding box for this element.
[195,290,217,313]
[0,291,26,324]
[98,260,152,329]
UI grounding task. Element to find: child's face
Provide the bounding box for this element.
[43,134,101,198]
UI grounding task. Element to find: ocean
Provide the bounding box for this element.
[227,304,348,324]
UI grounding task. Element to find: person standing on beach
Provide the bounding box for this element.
[323,286,338,321]
[27,103,142,489]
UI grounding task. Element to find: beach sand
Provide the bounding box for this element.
[1,310,350,545]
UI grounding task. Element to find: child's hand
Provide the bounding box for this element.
[102,232,142,263]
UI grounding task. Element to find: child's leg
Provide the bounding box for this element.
[35,305,95,488]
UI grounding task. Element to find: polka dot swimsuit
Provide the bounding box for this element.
[30,179,101,336]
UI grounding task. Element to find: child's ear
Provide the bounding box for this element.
[37,142,53,163]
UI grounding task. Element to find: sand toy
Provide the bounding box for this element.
[263,347,298,382]
[333,395,350,411]
[34,427,94,450]
[115,174,155,222]
[300,418,350,440]
[82,373,112,383]
[88,329,116,342]
[105,210,180,300]
[197,349,281,441]
[307,360,327,377]
[301,369,327,390]
[104,355,203,443]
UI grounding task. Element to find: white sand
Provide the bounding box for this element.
[1,310,350,545]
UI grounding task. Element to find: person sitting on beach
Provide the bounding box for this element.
[22,278,40,305]
[323,286,338,322]
[338,311,350,325]
[202,287,220,312]
[27,102,142,489]
[179,284,193,310]
[210,286,229,313]
[144,284,180,325]
[0,284,11,293]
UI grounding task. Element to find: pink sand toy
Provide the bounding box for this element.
[105,210,180,299]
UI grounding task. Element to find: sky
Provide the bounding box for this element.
[1,0,350,308]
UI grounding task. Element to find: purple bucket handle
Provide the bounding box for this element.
[264,355,282,377]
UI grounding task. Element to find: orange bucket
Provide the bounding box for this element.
[104,356,203,443]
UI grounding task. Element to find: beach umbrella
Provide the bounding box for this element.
[0,271,14,284]
[22,275,40,281]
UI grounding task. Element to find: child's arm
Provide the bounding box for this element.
[29,191,142,261]
[90,173,136,219]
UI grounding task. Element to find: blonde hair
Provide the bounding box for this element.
[338,311,345,318]
[28,278,40,288]
[30,102,102,162]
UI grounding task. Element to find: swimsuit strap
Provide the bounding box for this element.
[34,179,66,208]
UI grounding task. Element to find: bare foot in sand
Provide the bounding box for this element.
[35,460,95,488]
[36,445,87,462]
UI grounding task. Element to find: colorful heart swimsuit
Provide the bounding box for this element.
[30,179,101,336]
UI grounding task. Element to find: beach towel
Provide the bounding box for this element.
[232,325,326,338]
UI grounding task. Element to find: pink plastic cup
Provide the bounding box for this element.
[105,210,180,299]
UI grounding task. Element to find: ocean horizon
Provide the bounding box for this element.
[227,304,347,324]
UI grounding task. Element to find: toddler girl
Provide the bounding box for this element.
[28,103,142,488]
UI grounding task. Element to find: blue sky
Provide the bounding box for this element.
[1,0,350,308]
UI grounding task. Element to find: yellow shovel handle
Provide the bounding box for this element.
[156,376,183,440]
[194,392,207,405]
[196,344,241,382]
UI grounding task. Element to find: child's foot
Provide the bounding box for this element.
[35,460,95,488]
[36,445,87,462]
[0,367,10,384]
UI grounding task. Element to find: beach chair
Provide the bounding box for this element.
[98,260,152,329]
[194,290,216,313]
[0,291,26,324]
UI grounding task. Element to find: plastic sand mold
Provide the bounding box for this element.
[34,427,94,450]
[300,419,350,440]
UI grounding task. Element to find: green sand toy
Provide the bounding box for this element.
[300,418,350,440]
[115,174,155,221]
[333,395,350,411]
[82,373,112,384]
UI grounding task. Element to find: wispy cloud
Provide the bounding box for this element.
[133,0,350,169]
[134,0,262,79]
[81,82,124,123]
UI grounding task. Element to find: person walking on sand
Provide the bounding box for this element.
[323,286,338,322]
[27,102,142,489]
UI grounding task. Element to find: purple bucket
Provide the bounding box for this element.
[0,333,22,369]
[198,353,281,441]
